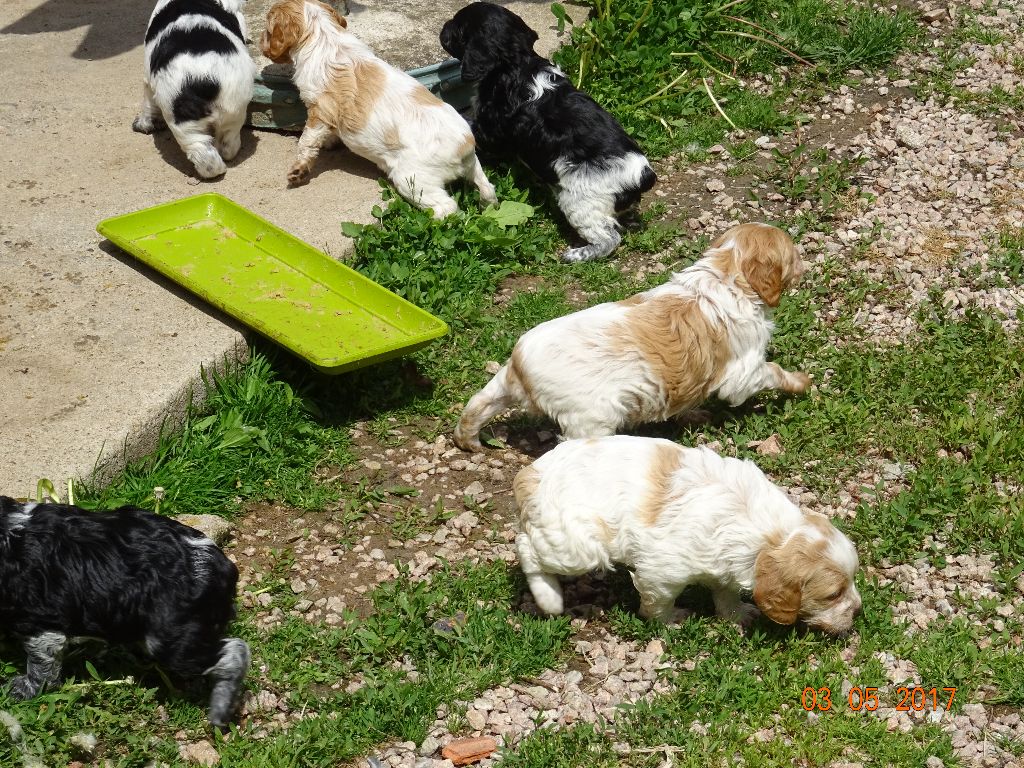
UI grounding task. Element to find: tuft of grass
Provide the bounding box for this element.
[76,355,351,516]
[989,226,1024,284]
[763,144,864,221]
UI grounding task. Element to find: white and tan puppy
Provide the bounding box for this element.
[260,0,497,216]
[515,436,862,635]
[455,222,809,451]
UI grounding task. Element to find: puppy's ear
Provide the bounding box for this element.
[737,227,786,307]
[458,13,540,82]
[439,19,463,58]
[324,0,347,28]
[752,543,802,625]
[261,3,303,62]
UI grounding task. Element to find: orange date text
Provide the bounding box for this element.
[800,686,956,712]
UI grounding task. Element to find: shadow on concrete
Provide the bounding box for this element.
[147,124,264,179]
[1,0,150,60]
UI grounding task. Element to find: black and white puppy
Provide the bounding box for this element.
[0,496,249,730]
[440,2,656,262]
[133,0,257,179]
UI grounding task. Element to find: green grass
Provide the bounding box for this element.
[77,355,351,516]
[989,227,1024,285]
[344,171,562,330]
[552,0,918,155]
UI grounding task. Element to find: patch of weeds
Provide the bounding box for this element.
[390,499,455,540]
[765,144,863,220]
[497,722,619,768]
[222,562,570,765]
[77,354,351,516]
[988,226,1024,284]
[345,172,561,330]
[552,0,917,155]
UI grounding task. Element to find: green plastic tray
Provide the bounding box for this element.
[97,193,448,374]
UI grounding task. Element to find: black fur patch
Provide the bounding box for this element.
[145,0,244,44]
[440,3,655,201]
[149,26,239,74]
[171,75,221,123]
[0,496,239,678]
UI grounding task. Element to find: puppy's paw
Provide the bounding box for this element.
[132,114,163,134]
[788,371,812,394]
[734,603,761,632]
[561,246,589,263]
[6,675,40,700]
[287,164,310,187]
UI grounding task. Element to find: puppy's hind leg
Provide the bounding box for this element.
[557,189,621,263]
[454,363,522,451]
[204,638,251,730]
[7,632,67,699]
[516,533,564,615]
[393,173,459,219]
[169,120,226,179]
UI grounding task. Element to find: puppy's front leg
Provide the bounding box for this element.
[765,362,811,395]
[288,118,334,187]
[132,81,165,134]
[7,632,67,699]
[204,638,251,730]
[712,589,760,631]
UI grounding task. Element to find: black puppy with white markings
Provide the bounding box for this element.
[440,2,656,262]
[133,0,257,178]
[0,496,249,730]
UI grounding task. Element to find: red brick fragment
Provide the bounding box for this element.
[441,736,498,766]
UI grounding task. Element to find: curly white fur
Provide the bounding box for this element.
[515,436,862,634]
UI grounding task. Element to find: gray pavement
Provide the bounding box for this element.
[0,0,582,495]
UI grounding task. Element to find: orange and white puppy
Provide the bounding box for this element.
[515,436,862,634]
[260,0,497,216]
[455,222,809,451]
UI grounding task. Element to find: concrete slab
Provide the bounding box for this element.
[0,0,583,496]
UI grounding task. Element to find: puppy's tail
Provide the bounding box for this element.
[454,361,522,452]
